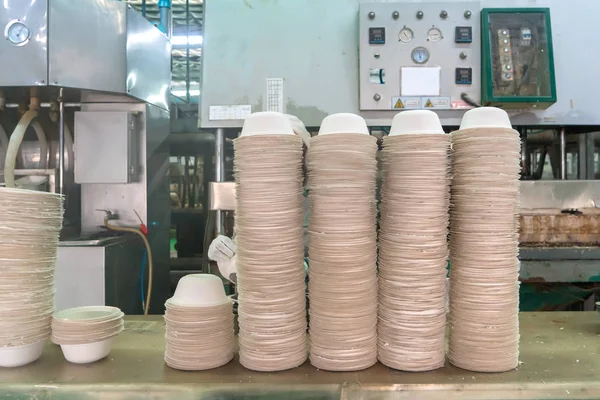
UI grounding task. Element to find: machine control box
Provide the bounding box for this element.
[74,111,139,184]
[359,1,481,112]
[455,26,473,43]
[369,27,386,44]
[481,8,557,109]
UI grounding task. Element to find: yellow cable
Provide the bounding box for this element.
[104,218,153,316]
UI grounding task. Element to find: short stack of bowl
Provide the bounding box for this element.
[0,187,63,368]
[51,306,124,364]
[164,274,234,371]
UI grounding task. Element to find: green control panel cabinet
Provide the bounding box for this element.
[481,8,557,109]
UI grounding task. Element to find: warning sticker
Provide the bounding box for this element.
[420,97,451,110]
[391,97,421,110]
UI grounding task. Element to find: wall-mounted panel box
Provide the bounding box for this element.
[74,111,138,184]
[481,8,557,109]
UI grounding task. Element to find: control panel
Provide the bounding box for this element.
[359,2,481,112]
[481,8,556,109]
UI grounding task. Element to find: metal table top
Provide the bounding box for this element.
[1,312,599,399]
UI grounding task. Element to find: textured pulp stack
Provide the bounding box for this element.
[449,107,521,372]
[234,112,307,371]
[378,110,450,371]
[307,113,378,371]
[0,188,63,367]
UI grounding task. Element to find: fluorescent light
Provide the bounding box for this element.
[172,89,200,97]
[171,35,203,46]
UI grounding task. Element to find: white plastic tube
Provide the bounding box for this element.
[30,120,48,169]
[0,123,8,155]
[4,109,39,187]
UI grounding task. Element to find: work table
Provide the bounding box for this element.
[1,312,599,399]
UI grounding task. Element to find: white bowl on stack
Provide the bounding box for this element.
[164,274,234,371]
[0,187,63,367]
[51,306,124,364]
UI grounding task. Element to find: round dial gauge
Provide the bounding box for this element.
[427,27,443,42]
[5,20,31,46]
[398,27,414,43]
[411,47,430,64]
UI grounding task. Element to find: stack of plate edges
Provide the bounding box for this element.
[164,274,234,371]
[0,188,63,366]
[234,134,307,371]
[449,124,521,372]
[307,131,378,371]
[378,133,450,371]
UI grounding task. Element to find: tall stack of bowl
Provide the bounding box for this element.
[449,107,521,372]
[233,112,307,371]
[164,274,234,370]
[378,111,450,371]
[0,187,63,367]
[306,113,379,371]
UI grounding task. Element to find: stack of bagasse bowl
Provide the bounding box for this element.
[164,274,234,370]
[0,187,63,368]
[51,306,124,364]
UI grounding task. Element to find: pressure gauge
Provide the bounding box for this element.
[411,46,430,64]
[398,27,414,43]
[427,27,443,42]
[5,20,31,46]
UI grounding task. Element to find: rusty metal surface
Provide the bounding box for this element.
[520,214,600,246]
[1,313,600,399]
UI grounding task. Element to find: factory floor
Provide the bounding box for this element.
[1,312,598,399]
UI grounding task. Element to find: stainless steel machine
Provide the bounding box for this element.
[200,0,600,292]
[0,0,171,314]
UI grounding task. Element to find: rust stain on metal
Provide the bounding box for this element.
[521,276,547,283]
[520,214,600,246]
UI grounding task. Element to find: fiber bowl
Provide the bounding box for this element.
[60,337,115,364]
[240,112,294,136]
[0,340,45,368]
[390,110,444,135]
[318,113,369,135]
[169,274,229,307]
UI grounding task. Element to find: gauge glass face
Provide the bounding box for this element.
[398,27,414,43]
[427,27,443,42]
[411,47,430,64]
[5,21,30,46]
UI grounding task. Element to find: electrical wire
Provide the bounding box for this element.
[104,218,153,315]
[141,249,147,313]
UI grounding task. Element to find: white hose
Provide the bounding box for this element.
[30,120,48,169]
[64,122,74,171]
[0,123,8,155]
[4,110,39,188]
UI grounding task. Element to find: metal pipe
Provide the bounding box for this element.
[185,0,191,103]
[158,0,172,37]
[215,128,225,235]
[4,102,80,108]
[560,128,566,180]
[141,0,147,17]
[58,88,65,194]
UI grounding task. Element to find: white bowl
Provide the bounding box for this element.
[390,110,444,135]
[318,113,369,135]
[60,337,115,364]
[53,306,122,323]
[459,107,512,130]
[169,274,228,307]
[240,112,294,136]
[0,340,45,368]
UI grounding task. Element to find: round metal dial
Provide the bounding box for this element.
[427,27,443,42]
[5,20,30,46]
[411,47,430,64]
[398,27,414,43]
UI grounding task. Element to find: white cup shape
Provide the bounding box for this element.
[318,113,369,135]
[390,110,444,135]
[459,107,512,130]
[60,337,115,364]
[0,340,45,368]
[169,274,229,307]
[240,112,294,137]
